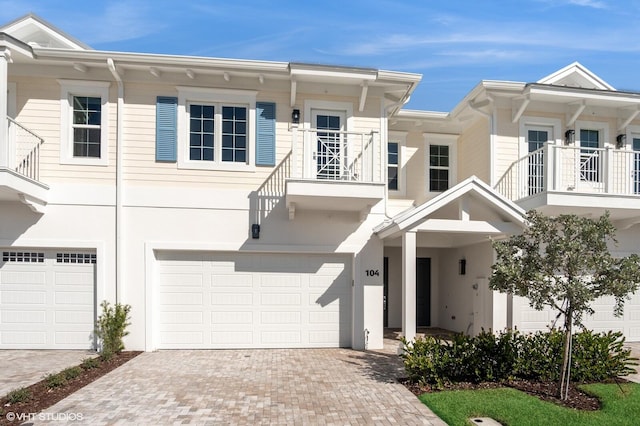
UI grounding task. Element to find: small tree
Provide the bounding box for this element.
[490,210,640,399]
[95,300,131,360]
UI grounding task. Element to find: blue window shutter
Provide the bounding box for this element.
[256,101,276,166]
[156,96,178,162]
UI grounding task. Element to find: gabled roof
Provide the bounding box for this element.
[0,13,91,50]
[374,176,526,239]
[537,61,614,91]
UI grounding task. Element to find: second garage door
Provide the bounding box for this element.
[514,292,640,341]
[157,252,352,349]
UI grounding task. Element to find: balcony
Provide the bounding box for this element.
[495,143,640,219]
[284,126,384,219]
[0,117,48,213]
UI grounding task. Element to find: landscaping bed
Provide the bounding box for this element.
[0,351,140,425]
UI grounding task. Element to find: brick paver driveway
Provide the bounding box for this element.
[35,342,445,425]
[0,350,95,396]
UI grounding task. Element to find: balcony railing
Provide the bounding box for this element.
[495,143,640,200]
[8,117,44,181]
[290,127,382,183]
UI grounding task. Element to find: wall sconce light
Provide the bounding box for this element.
[291,109,300,124]
[251,224,260,239]
[459,258,466,275]
[564,129,575,145]
[616,134,626,149]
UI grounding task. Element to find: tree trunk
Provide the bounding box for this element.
[559,308,573,399]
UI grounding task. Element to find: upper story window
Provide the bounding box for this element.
[59,80,110,166]
[178,87,256,170]
[429,144,449,192]
[424,134,457,194]
[72,96,102,158]
[388,142,399,191]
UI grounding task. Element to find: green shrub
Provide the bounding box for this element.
[402,328,637,386]
[44,373,67,389]
[62,366,82,381]
[571,330,637,382]
[513,329,564,381]
[81,356,100,370]
[95,300,131,360]
[6,387,31,404]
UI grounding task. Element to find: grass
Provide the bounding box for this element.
[419,383,640,426]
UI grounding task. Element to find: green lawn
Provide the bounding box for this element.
[419,383,640,426]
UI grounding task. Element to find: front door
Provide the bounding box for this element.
[580,129,601,184]
[526,127,550,195]
[416,258,431,327]
[312,109,345,180]
[633,138,640,194]
[383,257,389,328]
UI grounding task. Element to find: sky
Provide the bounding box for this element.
[3,0,640,112]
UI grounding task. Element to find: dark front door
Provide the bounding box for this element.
[383,257,389,327]
[416,258,431,327]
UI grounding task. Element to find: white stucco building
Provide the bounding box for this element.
[1,14,639,351]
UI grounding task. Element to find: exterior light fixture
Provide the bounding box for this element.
[564,129,575,145]
[459,258,466,275]
[292,109,300,124]
[616,134,626,149]
[251,224,260,239]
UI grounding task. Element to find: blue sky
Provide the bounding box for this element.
[3,0,640,111]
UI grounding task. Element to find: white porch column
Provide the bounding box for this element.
[0,47,9,168]
[402,230,417,342]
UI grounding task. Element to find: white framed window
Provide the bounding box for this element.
[425,134,457,193]
[387,131,407,195]
[177,87,257,170]
[59,80,110,165]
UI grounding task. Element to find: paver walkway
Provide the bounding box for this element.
[625,342,640,383]
[34,341,445,425]
[0,350,95,396]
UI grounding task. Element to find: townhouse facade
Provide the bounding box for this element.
[0,14,638,351]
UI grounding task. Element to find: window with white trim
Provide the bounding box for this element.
[59,80,110,165]
[388,141,399,191]
[429,144,449,192]
[425,134,457,194]
[178,87,256,170]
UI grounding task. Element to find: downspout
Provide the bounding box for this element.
[468,97,496,186]
[382,95,411,219]
[107,58,124,302]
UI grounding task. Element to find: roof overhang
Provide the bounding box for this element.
[374,176,526,241]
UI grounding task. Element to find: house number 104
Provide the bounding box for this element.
[365,270,380,276]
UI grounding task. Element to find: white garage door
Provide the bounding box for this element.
[0,250,96,349]
[157,252,352,349]
[514,291,640,341]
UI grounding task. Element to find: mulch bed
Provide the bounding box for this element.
[0,351,141,425]
[399,377,623,411]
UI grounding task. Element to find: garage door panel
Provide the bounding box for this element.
[211,274,253,287]
[2,310,46,323]
[2,331,46,345]
[211,311,252,324]
[211,331,253,346]
[157,252,352,349]
[261,330,301,345]
[55,310,94,324]
[261,293,300,305]
[1,270,47,285]
[261,311,301,325]
[2,290,47,304]
[260,274,301,287]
